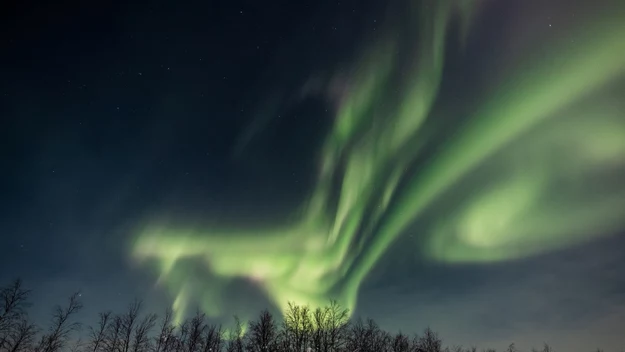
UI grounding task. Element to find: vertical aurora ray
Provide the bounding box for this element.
[132,0,625,321]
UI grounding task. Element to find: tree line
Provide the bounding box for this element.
[0,279,605,352]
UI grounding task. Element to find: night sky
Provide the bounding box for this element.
[2,0,625,351]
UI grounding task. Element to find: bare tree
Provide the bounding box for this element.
[246,310,277,352]
[0,280,31,325]
[0,279,31,350]
[367,319,391,352]
[154,308,175,352]
[322,301,349,352]
[87,311,112,352]
[172,319,190,352]
[392,332,411,352]
[345,317,365,352]
[347,318,393,352]
[311,306,327,352]
[413,328,442,352]
[186,311,206,352]
[374,330,392,352]
[102,315,123,352]
[36,292,83,352]
[505,344,516,352]
[131,313,157,352]
[201,324,223,352]
[2,318,37,352]
[120,300,143,352]
[312,305,339,352]
[0,279,603,352]
[69,338,84,352]
[225,316,244,352]
[282,303,313,352]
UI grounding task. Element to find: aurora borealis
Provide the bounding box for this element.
[132,0,625,325]
[3,0,625,350]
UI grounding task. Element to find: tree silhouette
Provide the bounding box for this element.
[391,332,410,352]
[414,328,442,352]
[185,311,206,352]
[86,311,111,352]
[35,292,83,352]
[310,301,349,352]
[346,318,391,352]
[225,316,244,352]
[2,318,37,352]
[0,279,32,351]
[154,308,174,352]
[246,310,278,352]
[68,338,83,352]
[0,279,615,352]
[282,303,313,352]
[102,315,122,352]
[131,312,156,352]
[200,323,223,352]
[120,300,142,352]
[505,343,516,352]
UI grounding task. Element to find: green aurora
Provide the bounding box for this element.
[132,0,625,323]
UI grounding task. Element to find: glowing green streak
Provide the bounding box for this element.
[426,108,625,262]
[350,12,625,284]
[346,9,625,286]
[132,1,625,322]
[134,0,468,320]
